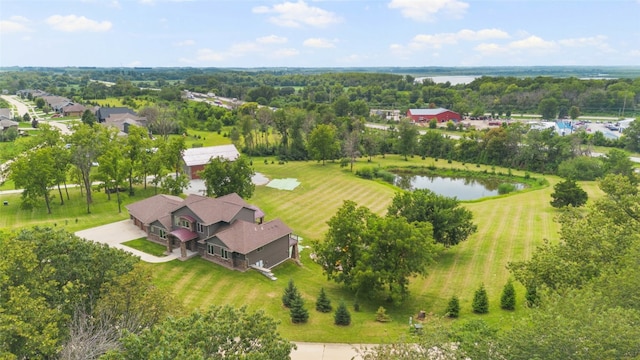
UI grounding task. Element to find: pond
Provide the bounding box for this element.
[394,174,524,200]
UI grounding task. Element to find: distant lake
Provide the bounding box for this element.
[394,174,523,200]
[414,75,479,85]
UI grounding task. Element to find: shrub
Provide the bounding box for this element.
[525,285,540,308]
[472,284,489,314]
[500,280,516,310]
[446,295,460,318]
[376,169,396,184]
[355,167,373,179]
[315,288,332,313]
[497,183,517,195]
[375,306,391,322]
[334,302,351,326]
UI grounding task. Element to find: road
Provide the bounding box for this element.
[1,94,72,135]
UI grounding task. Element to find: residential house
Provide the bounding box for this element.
[101,113,147,136]
[96,107,137,123]
[62,103,86,117]
[182,144,240,179]
[126,193,298,271]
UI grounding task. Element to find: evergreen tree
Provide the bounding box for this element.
[446,295,460,318]
[334,301,351,326]
[375,306,391,322]
[315,287,332,313]
[282,279,299,308]
[500,280,516,310]
[289,294,309,324]
[472,284,489,314]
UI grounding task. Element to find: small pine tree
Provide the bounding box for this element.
[282,279,299,308]
[375,306,391,322]
[315,288,332,313]
[334,301,351,326]
[289,294,309,324]
[446,295,460,318]
[500,280,516,310]
[472,284,489,314]
[525,285,540,308]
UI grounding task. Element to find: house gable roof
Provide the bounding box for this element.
[182,144,240,167]
[0,119,19,128]
[0,108,12,119]
[176,193,252,225]
[125,194,184,225]
[96,107,136,121]
[214,218,291,254]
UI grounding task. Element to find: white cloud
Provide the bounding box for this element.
[139,0,155,4]
[509,35,556,51]
[408,28,509,50]
[256,35,288,44]
[174,39,195,46]
[630,49,640,57]
[303,38,336,48]
[0,16,33,34]
[127,60,142,67]
[474,43,507,55]
[557,35,613,52]
[46,15,112,32]
[388,0,469,22]
[252,0,341,28]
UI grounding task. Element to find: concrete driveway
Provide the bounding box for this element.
[75,219,179,263]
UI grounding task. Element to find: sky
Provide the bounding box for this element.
[1,0,639,68]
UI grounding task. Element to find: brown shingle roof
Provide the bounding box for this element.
[215,218,291,254]
[125,194,183,226]
[179,193,252,225]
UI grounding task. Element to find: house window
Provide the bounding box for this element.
[207,243,216,255]
[220,248,229,260]
[159,229,167,239]
[196,222,204,233]
[179,218,190,229]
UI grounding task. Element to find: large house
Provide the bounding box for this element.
[182,144,240,179]
[126,193,298,271]
[406,108,461,123]
[96,107,137,123]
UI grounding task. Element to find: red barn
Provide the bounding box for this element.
[182,144,240,180]
[406,108,461,123]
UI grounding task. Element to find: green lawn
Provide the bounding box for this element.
[143,155,606,343]
[123,237,168,257]
[2,152,607,343]
[0,186,161,232]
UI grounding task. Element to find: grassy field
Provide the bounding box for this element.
[145,155,606,343]
[1,152,608,343]
[0,186,161,232]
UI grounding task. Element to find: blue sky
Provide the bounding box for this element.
[1,0,639,68]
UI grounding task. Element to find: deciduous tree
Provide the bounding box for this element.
[307,124,340,165]
[387,189,477,247]
[199,155,255,199]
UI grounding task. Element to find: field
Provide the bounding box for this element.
[145,156,605,343]
[0,153,606,343]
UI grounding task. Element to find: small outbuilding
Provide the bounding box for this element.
[182,144,240,179]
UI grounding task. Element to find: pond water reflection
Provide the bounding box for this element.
[394,174,523,200]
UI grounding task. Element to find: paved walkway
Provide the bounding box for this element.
[292,342,369,360]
